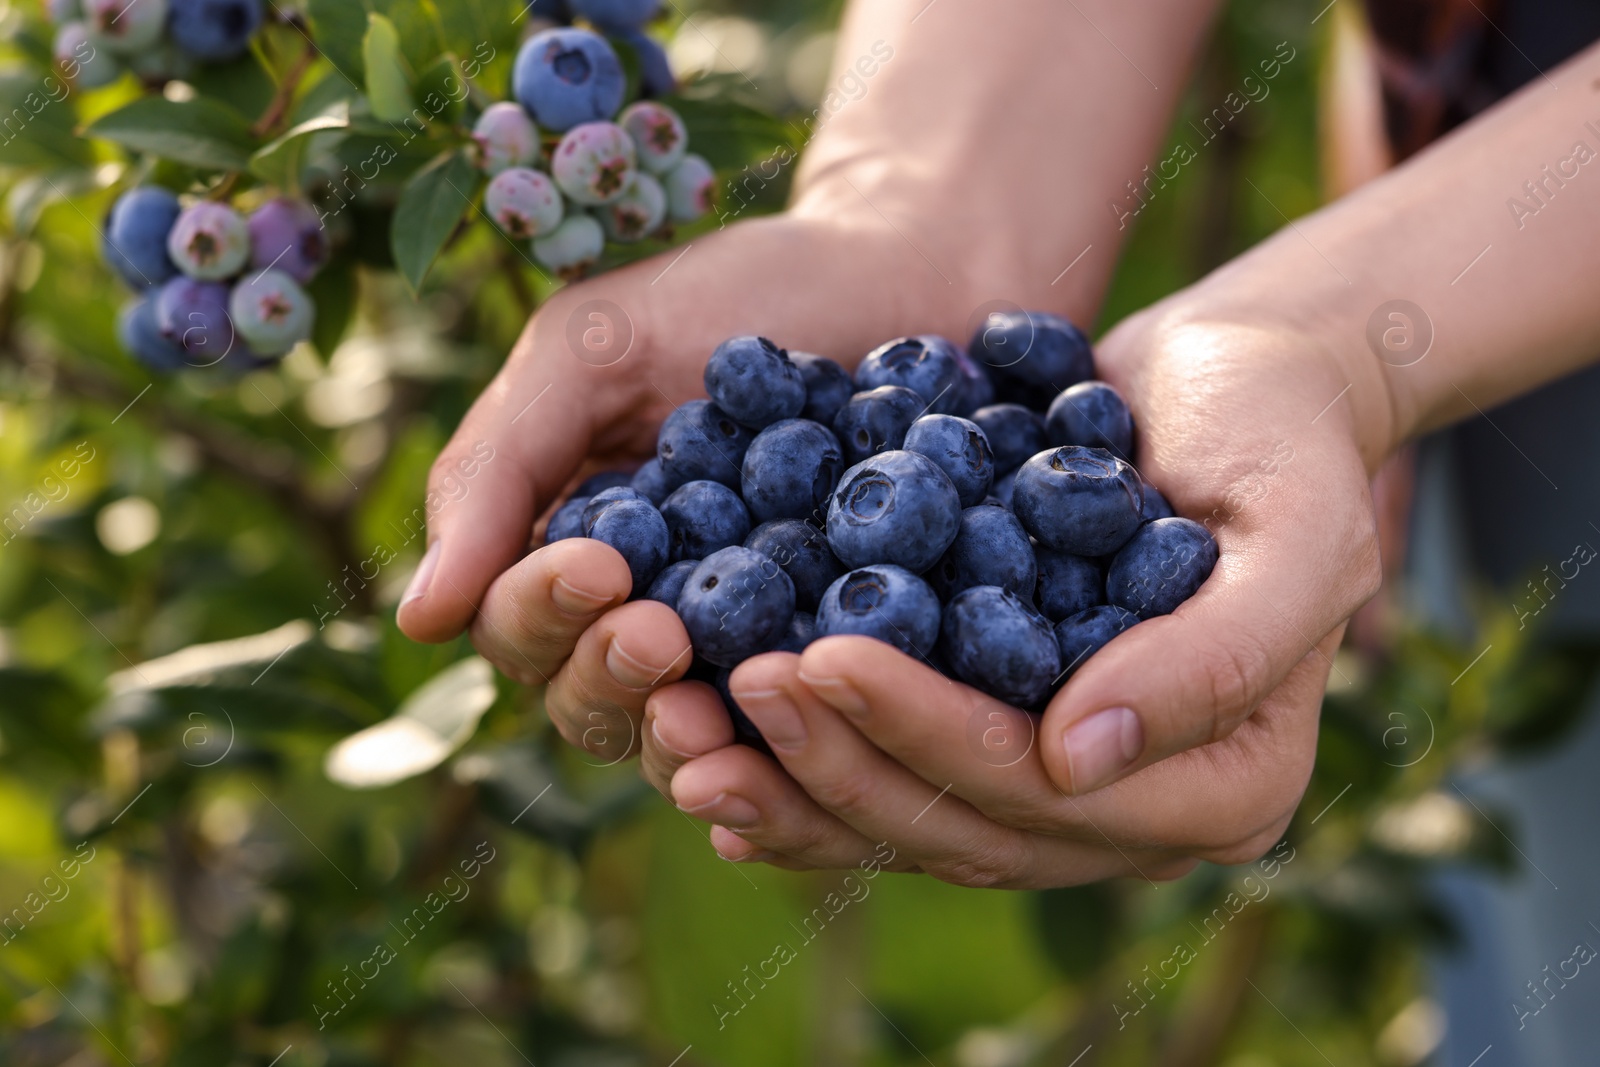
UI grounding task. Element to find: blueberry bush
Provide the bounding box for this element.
[0,0,1595,1064]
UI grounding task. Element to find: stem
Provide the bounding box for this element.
[500,247,538,320]
[251,38,320,140]
[1155,905,1273,1067]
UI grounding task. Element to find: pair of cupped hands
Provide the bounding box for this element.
[396,200,1392,889]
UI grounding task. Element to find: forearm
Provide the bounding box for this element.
[791,0,1224,325]
[1172,39,1600,464]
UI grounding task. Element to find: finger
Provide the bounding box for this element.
[639,681,736,798]
[708,826,821,870]
[670,741,893,871]
[544,600,693,759]
[468,539,632,686]
[397,305,607,644]
[1040,448,1380,796]
[726,652,1155,888]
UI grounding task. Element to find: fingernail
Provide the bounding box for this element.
[1064,707,1144,794]
[606,638,667,689]
[652,717,699,760]
[732,687,807,750]
[797,670,868,719]
[401,541,441,608]
[680,791,760,828]
[552,576,612,616]
[725,849,778,864]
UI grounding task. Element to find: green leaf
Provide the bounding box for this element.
[249,101,352,188]
[305,0,369,83]
[0,69,95,169]
[391,148,477,293]
[306,256,357,357]
[413,55,466,127]
[83,96,256,171]
[664,95,803,173]
[363,13,416,124]
[323,656,497,788]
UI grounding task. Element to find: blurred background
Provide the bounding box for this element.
[2,0,1597,1064]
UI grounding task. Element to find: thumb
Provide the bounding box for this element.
[1039,453,1382,795]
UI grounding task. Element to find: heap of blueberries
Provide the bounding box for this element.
[51,0,262,88]
[106,187,325,372]
[478,17,713,277]
[550,311,1219,735]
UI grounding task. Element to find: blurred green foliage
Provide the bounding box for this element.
[0,0,1595,1065]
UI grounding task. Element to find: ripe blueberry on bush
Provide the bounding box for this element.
[940,586,1061,708]
[790,352,854,427]
[816,564,941,659]
[928,504,1036,601]
[570,0,659,29]
[660,480,751,562]
[826,450,962,573]
[1105,517,1219,619]
[228,268,313,356]
[971,403,1046,476]
[599,172,666,242]
[618,101,687,175]
[167,201,250,281]
[704,336,806,430]
[832,385,923,466]
[513,28,626,132]
[677,546,795,668]
[117,296,189,371]
[167,0,262,61]
[103,187,181,288]
[533,214,605,277]
[1046,380,1134,459]
[662,153,716,223]
[246,198,328,284]
[1012,446,1144,557]
[856,335,964,414]
[656,399,755,488]
[903,414,993,508]
[617,27,676,98]
[744,519,843,612]
[588,497,670,594]
[1054,605,1140,679]
[472,102,542,175]
[486,167,565,239]
[155,276,237,363]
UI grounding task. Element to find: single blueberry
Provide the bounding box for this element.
[569,0,658,30]
[168,0,262,61]
[644,558,698,605]
[744,519,844,612]
[940,586,1061,708]
[512,28,626,132]
[825,450,962,574]
[630,457,680,504]
[1012,446,1144,557]
[774,611,817,653]
[1045,380,1134,459]
[677,546,795,668]
[116,297,189,372]
[581,486,646,533]
[1140,478,1175,521]
[971,404,1047,475]
[928,504,1036,601]
[791,352,855,427]
[587,497,669,594]
[831,385,924,466]
[1105,517,1219,619]
[1034,547,1104,621]
[903,414,993,508]
[656,399,755,488]
[740,418,843,524]
[1054,605,1141,679]
[576,469,638,496]
[816,565,941,660]
[616,27,676,97]
[855,335,965,414]
[703,336,806,430]
[102,187,181,289]
[547,496,592,542]
[712,668,773,756]
[967,309,1095,394]
[661,479,750,562]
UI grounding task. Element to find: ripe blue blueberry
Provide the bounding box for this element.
[740,419,843,524]
[903,414,993,508]
[744,519,843,612]
[831,385,923,466]
[552,121,637,205]
[155,276,237,364]
[712,668,772,755]
[570,0,659,28]
[1033,547,1104,621]
[168,0,262,61]
[1105,517,1219,619]
[1054,605,1140,679]
[574,470,636,496]
[533,214,605,278]
[949,343,996,416]
[856,335,964,413]
[940,586,1060,708]
[928,504,1036,601]
[227,268,313,357]
[599,172,666,242]
[56,22,122,89]
[790,352,853,427]
[656,399,755,488]
[990,470,1016,508]
[513,28,626,132]
[677,546,795,668]
[485,167,565,239]
[246,198,329,284]
[774,610,817,653]
[116,296,189,372]
[1012,446,1144,557]
[1046,380,1134,459]
[663,153,716,222]
[702,336,806,430]
[1140,479,1175,521]
[546,496,591,541]
[825,449,962,573]
[102,186,181,288]
[580,486,646,533]
[630,457,680,504]
[167,201,250,280]
[85,0,166,55]
[472,101,541,175]
[816,564,941,660]
[971,403,1046,475]
[588,497,670,594]
[644,558,698,605]
[618,101,686,174]
[660,479,750,562]
[522,0,572,21]
[617,28,676,98]
[967,309,1094,395]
